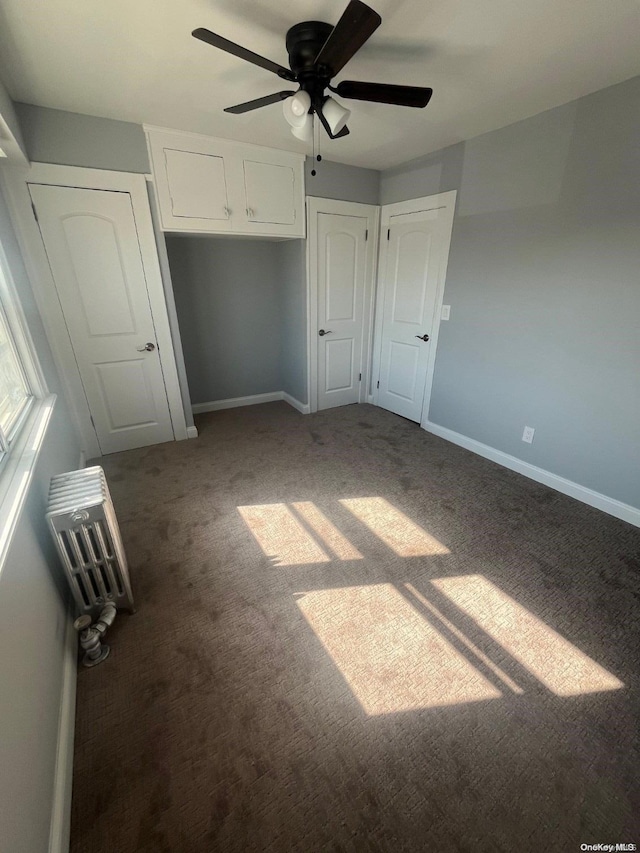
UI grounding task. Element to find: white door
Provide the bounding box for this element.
[316,212,368,410]
[29,184,175,454]
[377,203,454,422]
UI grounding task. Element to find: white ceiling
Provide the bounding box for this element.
[0,0,638,170]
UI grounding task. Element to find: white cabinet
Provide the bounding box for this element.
[146,128,305,238]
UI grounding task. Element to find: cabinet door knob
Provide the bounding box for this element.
[246,208,254,219]
[224,207,231,218]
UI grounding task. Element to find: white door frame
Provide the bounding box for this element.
[306,196,380,413]
[371,190,457,425]
[1,162,188,458]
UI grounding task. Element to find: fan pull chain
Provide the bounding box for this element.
[311,115,322,177]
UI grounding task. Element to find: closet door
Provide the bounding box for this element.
[316,212,368,410]
[308,199,379,413]
[373,193,457,425]
[29,184,176,453]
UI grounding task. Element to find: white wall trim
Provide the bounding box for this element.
[192,392,283,414]
[282,392,310,414]
[424,420,640,528]
[186,425,199,439]
[1,162,188,458]
[306,197,379,413]
[48,604,78,853]
[192,391,310,415]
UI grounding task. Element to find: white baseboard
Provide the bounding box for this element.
[193,391,310,415]
[282,392,310,414]
[186,425,198,439]
[192,392,283,414]
[423,420,640,528]
[48,605,78,853]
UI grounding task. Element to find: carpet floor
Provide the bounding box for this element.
[70,402,640,853]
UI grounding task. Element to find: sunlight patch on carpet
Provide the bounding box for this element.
[296,583,501,715]
[404,583,524,694]
[340,497,449,557]
[432,574,625,696]
[291,502,363,561]
[238,503,330,566]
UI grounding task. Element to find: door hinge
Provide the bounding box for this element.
[31,201,39,223]
[377,380,380,389]
[387,228,390,241]
[359,373,362,381]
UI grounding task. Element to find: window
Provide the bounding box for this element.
[0,225,54,567]
[0,233,47,469]
[0,300,33,455]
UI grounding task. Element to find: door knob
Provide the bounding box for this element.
[415,334,430,342]
[318,329,333,336]
[137,342,156,352]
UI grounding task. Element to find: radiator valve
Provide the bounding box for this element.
[74,603,117,667]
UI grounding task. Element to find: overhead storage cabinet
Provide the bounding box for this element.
[146,128,305,237]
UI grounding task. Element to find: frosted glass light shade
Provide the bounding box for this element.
[291,115,313,143]
[283,91,311,128]
[323,97,351,135]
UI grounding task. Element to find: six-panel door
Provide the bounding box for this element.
[29,184,175,453]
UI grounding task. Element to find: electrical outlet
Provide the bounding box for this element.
[522,426,535,444]
[441,305,451,321]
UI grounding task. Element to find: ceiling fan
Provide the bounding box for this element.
[192,0,433,142]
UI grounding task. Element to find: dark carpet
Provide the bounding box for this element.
[70,402,640,853]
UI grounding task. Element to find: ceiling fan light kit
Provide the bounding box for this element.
[322,97,351,135]
[291,115,314,143]
[283,91,312,127]
[193,0,433,147]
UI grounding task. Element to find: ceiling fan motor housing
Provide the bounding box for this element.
[285,21,334,96]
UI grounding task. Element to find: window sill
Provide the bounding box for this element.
[0,394,57,574]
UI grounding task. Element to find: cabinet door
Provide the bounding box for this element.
[164,148,229,219]
[164,149,230,223]
[243,160,296,226]
[147,128,305,236]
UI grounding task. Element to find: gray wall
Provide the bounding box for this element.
[14,102,150,172]
[381,75,640,509]
[166,236,309,407]
[0,182,81,852]
[305,157,379,204]
[279,239,308,403]
[166,237,283,404]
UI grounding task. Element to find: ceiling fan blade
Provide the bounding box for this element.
[313,0,382,77]
[315,104,351,140]
[224,91,296,114]
[192,28,296,81]
[334,81,433,107]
